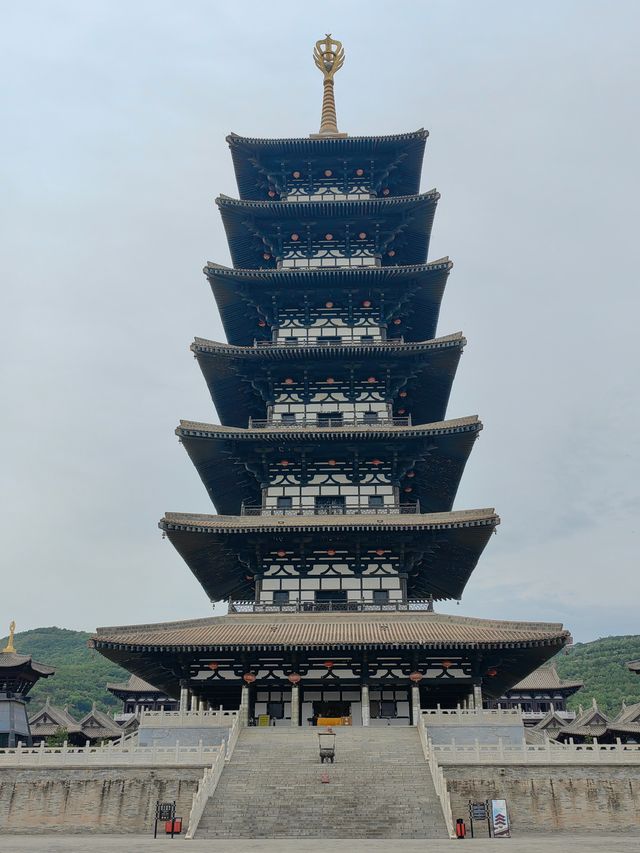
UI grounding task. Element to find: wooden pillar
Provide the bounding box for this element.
[290,684,300,726]
[361,684,370,726]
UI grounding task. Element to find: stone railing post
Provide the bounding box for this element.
[361,683,370,726]
[290,684,300,727]
[239,684,250,727]
[411,684,421,725]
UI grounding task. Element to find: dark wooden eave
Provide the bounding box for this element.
[191,333,465,428]
[226,129,428,199]
[176,415,482,515]
[216,192,439,270]
[202,259,452,346]
[158,508,500,602]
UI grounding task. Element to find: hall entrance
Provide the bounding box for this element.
[302,687,361,725]
[312,699,351,725]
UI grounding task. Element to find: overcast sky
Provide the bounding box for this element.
[1,1,638,643]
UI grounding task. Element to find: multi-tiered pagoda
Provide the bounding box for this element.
[93,37,570,726]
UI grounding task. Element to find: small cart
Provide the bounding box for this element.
[318,728,336,763]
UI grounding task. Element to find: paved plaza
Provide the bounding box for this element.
[0,836,638,853]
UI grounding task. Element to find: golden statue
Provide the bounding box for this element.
[2,620,16,654]
[312,34,347,138]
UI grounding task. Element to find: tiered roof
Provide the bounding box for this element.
[509,664,583,694]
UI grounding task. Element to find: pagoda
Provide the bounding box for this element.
[93,37,570,726]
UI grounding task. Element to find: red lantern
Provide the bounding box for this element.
[382,188,390,196]
[403,486,413,493]
[406,471,415,478]
[323,661,334,669]
[328,459,337,466]
[375,548,385,556]
[292,170,301,179]
[355,168,364,177]
[207,662,219,671]
[399,390,408,398]
[327,548,336,556]
[258,318,267,327]
[387,249,396,257]
[361,300,372,308]
[263,252,271,260]
[441,660,453,669]
[243,673,257,684]
[487,668,498,677]
[325,301,334,308]
[284,377,294,385]
[324,169,333,177]
[367,376,377,384]
[290,233,299,242]
[268,190,276,198]
[397,408,406,415]
[288,673,301,684]
[393,318,402,325]
[371,458,382,466]
[324,233,334,241]
[279,459,289,466]
[277,549,286,558]
[326,377,335,384]
[358,231,367,240]
[409,672,423,683]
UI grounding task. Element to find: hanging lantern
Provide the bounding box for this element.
[358,231,367,240]
[327,548,336,556]
[375,548,385,556]
[207,662,219,671]
[243,673,257,684]
[328,459,337,466]
[279,459,289,467]
[284,377,294,385]
[324,169,333,177]
[367,376,377,384]
[290,233,300,242]
[325,301,334,308]
[487,668,498,677]
[406,470,415,478]
[441,660,453,669]
[361,299,372,308]
[397,408,406,415]
[292,170,301,179]
[323,661,334,669]
[324,233,334,241]
[399,390,408,398]
[382,188,390,196]
[268,190,276,198]
[393,318,402,325]
[277,549,286,557]
[403,486,413,493]
[287,673,302,684]
[258,318,267,327]
[262,252,271,261]
[409,672,423,683]
[371,458,382,466]
[326,376,335,384]
[387,249,396,257]
[355,168,365,176]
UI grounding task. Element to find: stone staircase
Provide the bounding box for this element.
[196,726,449,838]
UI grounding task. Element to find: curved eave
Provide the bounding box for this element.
[226,129,428,199]
[203,260,453,346]
[176,416,482,515]
[192,334,465,429]
[216,192,439,270]
[158,508,500,602]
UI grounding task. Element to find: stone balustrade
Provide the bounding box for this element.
[433,738,640,764]
[0,740,220,767]
[139,708,237,727]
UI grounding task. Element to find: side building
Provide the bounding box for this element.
[484,664,583,725]
[92,37,570,726]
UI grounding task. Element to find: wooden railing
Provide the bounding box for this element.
[229,598,435,614]
[248,416,411,429]
[240,502,419,517]
[186,713,241,839]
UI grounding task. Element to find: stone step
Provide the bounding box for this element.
[195,726,448,839]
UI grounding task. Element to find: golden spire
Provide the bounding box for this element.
[311,34,347,138]
[2,621,16,654]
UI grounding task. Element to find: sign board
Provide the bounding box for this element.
[468,800,491,837]
[154,801,177,839]
[491,799,511,838]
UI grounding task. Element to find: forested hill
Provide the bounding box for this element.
[2,627,130,718]
[555,634,640,715]
[2,627,640,719]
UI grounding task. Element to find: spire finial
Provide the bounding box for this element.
[311,34,347,138]
[2,621,16,654]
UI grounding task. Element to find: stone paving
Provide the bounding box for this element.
[0,836,638,853]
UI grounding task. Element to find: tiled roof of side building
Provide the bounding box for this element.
[509,664,584,692]
[106,674,165,694]
[29,700,83,735]
[0,652,55,676]
[92,611,569,651]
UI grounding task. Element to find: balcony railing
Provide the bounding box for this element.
[254,337,404,348]
[228,599,435,614]
[248,416,411,429]
[240,501,419,517]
